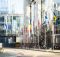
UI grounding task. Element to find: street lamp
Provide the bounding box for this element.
[30,0,36,26]
[29,0,36,48]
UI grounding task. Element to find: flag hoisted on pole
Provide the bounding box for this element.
[53,15,57,22]
[44,12,49,31]
[28,24,32,32]
[38,20,40,28]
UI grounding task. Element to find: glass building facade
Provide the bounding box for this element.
[0,15,23,47]
[0,0,24,47]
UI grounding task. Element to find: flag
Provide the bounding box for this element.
[45,16,48,19]
[53,16,57,22]
[38,20,40,28]
[28,24,32,32]
[44,12,49,25]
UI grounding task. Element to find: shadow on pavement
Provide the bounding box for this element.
[0,52,16,57]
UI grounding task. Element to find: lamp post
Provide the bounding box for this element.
[29,0,36,40]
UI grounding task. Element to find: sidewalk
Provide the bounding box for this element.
[18,47,60,53]
[4,48,60,53]
[31,48,60,53]
[3,48,58,57]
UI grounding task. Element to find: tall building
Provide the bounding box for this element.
[0,0,24,47]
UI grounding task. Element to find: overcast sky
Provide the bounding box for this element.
[8,0,24,14]
[54,0,60,3]
[1,0,60,14]
[0,0,24,14]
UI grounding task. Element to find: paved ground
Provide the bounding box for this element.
[0,48,60,57]
[0,53,16,57]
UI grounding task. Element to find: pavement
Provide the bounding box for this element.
[0,52,16,57]
[0,48,60,57]
[3,48,60,53]
[17,48,60,53]
[32,48,60,53]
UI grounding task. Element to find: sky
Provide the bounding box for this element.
[55,0,60,3]
[0,0,60,14]
[0,0,24,14]
[8,0,24,14]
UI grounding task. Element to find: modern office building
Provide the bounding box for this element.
[0,0,24,47]
[0,14,24,47]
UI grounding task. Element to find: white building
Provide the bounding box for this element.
[0,0,24,46]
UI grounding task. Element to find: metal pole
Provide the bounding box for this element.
[52,23,55,50]
[41,0,42,48]
[30,4,31,24]
[38,29,40,48]
[30,3,32,45]
[45,27,47,49]
[33,1,36,48]
[41,0,42,24]
[33,2,35,45]
[30,0,36,48]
